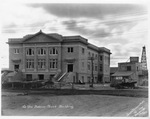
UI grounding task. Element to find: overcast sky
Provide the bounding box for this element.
[1,2,148,68]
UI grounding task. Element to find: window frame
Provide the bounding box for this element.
[26,48,34,56]
[38,59,46,69]
[38,48,46,56]
[49,59,58,69]
[14,48,19,54]
[49,47,58,55]
[68,47,74,53]
[26,59,34,69]
[82,48,85,54]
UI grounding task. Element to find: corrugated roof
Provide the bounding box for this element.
[111,71,134,76]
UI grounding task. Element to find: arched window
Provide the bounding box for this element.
[49,48,58,55]
[38,48,46,55]
[26,48,34,56]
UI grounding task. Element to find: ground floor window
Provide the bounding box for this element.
[26,59,34,69]
[95,77,98,83]
[38,74,44,80]
[26,74,32,81]
[81,76,84,83]
[116,77,122,80]
[88,76,91,83]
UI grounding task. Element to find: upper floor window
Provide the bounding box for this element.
[26,59,34,69]
[14,48,19,54]
[88,52,91,58]
[95,54,98,59]
[127,66,131,71]
[82,62,84,68]
[82,48,85,54]
[49,59,58,69]
[38,48,46,55]
[92,53,94,58]
[26,48,34,56]
[38,59,46,69]
[88,62,90,70]
[100,55,103,61]
[49,48,58,55]
[100,64,103,72]
[95,65,98,71]
[68,47,73,53]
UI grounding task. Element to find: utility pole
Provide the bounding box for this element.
[89,56,94,88]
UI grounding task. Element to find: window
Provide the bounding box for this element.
[95,54,98,59]
[88,52,91,58]
[26,74,32,81]
[14,48,19,54]
[38,59,46,69]
[38,74,44,80]
[82,76,84,83]
[100,56,103,61]
[127,66,131,71]
[68,47,73,53]
[92,53,94,58]
[116,77,122,80]
[49,48,58,55]
[88,62,90,70]
[26,59,34,69]
[38,48,46,55]
[104,56,109,64]
[95,65,98,71]
[95,77,97,83]
[100,64,103,71]
[49,59,58,69]
[82,48,85,54]
[82,62,84,67]
[88,76,91,83]
[26,48,34,56]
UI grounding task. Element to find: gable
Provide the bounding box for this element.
[23,33,60,43]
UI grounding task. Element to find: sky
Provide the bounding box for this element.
[0,1,149,68]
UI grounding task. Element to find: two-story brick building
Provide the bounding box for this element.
[7,30,111,83]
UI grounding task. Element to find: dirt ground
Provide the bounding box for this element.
[2,94,148,117]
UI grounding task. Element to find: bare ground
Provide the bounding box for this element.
[2,94,148,116]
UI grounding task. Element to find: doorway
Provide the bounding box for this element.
[67,64,73,72]
[14,64,19,71]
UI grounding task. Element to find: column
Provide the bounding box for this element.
[46,45,49,72]
[22,45,25,72]
[34,45,37,71]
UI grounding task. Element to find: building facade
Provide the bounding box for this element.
[111,57,148,85]
[7,30,111,83]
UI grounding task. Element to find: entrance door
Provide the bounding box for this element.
[14,64,19,71]
[38,74,44,80]
[67,64,73,72]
